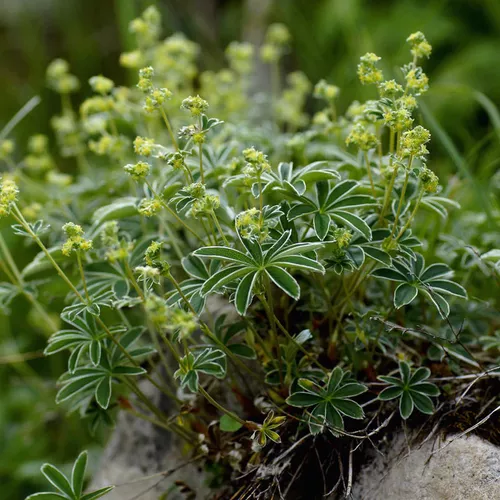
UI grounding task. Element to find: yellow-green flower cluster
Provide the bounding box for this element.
[61,223,93,256]
[313,79,340,101]
[419,166,439,193]
[89,75,114,95]
[407,31,432,60]
[242,147,271,182]
[145,241,162,266]
[89,135,129,158]
[134,265,160,284]
[333,228,353,249]
[226,42,254,74]
[139,198,162,217]
[165,150,188,171]
[50,113,84,157]
[133,136,155,157]
[399,125,431,159]
[101,222,133,263]
[405,67,429,95]
[357,53,383,85]
[124,161,150,181]
[0,177,19,217]
[152,33,199,89]
[136,67,173,113]
[235,207,268,241]
[345,123,379,151]
[80,96,114,118]
[165,308,198,341]
[22,202,43,221]
[181,95,209,117]
[129,5,161,48]
[46,59,79,94]
[276,71,311,129]
[260,23,291,63]
[24,135,54,173]
[383,107,413,132]
[378,80,403,98]
[0,140,14,161]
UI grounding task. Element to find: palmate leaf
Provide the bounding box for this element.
[287,179,374,240]
[377,361,439,420]
[371,254,466,317]
[193,230,324,315]
[287,367,367,435]
[174,348,227,392]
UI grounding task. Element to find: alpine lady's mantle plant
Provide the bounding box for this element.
[0,6,498,498]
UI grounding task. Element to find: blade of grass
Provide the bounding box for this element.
[0,96,41,140]
[419,100,496,227]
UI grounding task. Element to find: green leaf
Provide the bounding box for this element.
[112,366,146,376]
[399,391,414,419]
[363,246,391,266]
[331,211,372,240]
[25,494,68,500]
[194,247,254,266]
[275,241,324,258]
[422,290,450,318]
[234,272,258,315]
[394,283,418,308]
[271,255,325,273]
[325,403,344,431]
[332,399,364,419]
[182,255,208,280]
[288,203,316,221]
[266,266,300,300]
[200,266,250,296]
[228,343,256,359]
[420,263,451,282]
[71,451,88,497]
[220,414,243,432]
[333,383,367,398]
[95,377,112,409]
[409,367,431,385]
[399,361,411,384]
[410,391,435,415]
[80,486,115,500]
[412,382,440,396]
[325,180,358,207]
[427,279,467,298]
[328,194,375,210]
[286,391,323,407]
[92,197,139,225]
[314,213,330,240]
[378,386,404,401]
[264,230,292,261]
[372,268,408,282]
[326,367,343,394]
[40,464,74,498]
[308,402,327,434]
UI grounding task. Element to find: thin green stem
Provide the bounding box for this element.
[76,252,90,301]
[160,107,178,151]
[210,210,229,245]
[199,386,246,426]
[390,163,412,238]
[396,188,424,240]
[364,151,376,196]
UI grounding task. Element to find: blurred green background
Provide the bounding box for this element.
[1,0,499,497]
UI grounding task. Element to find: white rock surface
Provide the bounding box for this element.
[352,433,500,500]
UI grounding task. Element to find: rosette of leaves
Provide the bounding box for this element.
[44,312,125,372]
[372,253,467,317]
[287,180,375,240]
[174,348,226,392]
[26,451,113,500]
[56,326,153,410]
[193,229,325,315]
[378,361,440,419]
[286,367,367,434]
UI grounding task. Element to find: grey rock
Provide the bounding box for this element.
[352,433,500,500]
